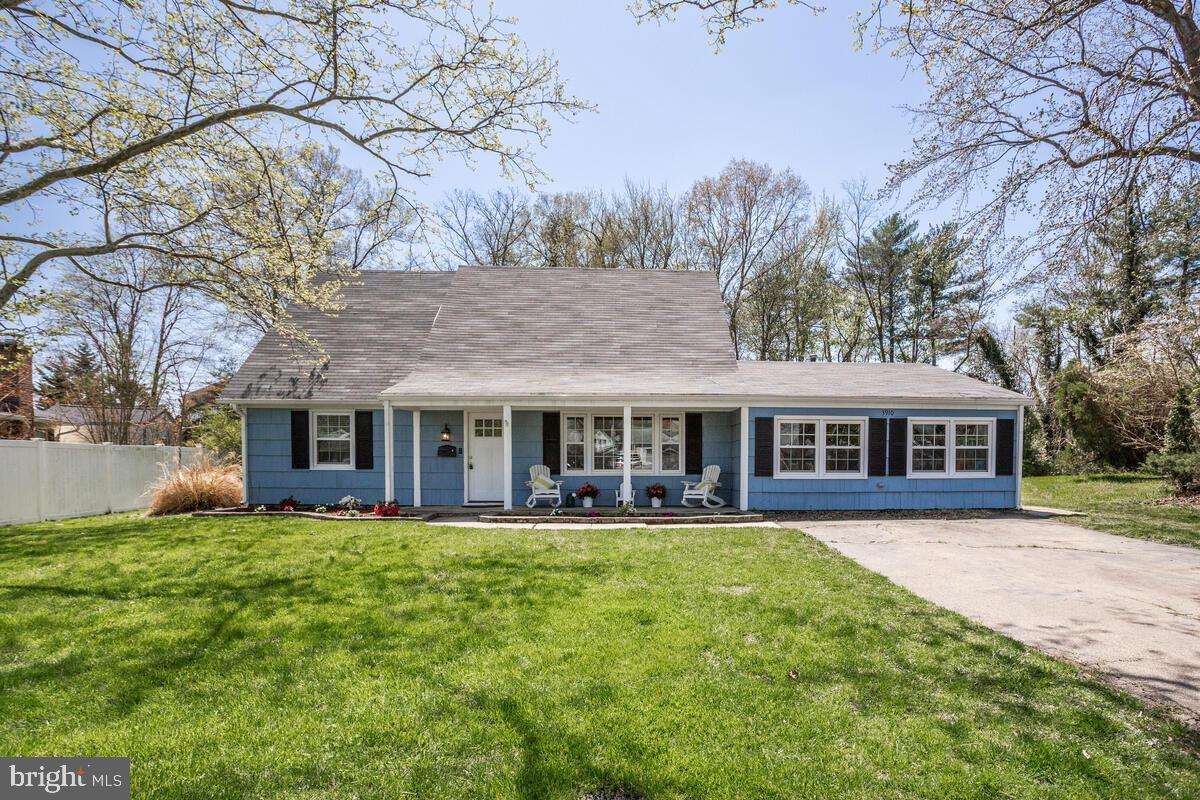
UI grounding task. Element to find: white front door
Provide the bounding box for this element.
[467,413,505,502]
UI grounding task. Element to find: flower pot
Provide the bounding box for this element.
[651,497,663,508]
[582,497,594,508]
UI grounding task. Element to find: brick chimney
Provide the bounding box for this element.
[0,339,34,439]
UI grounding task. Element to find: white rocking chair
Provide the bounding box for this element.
[681,465,727,508]
[614,484,637,507]
[525,464,563,508]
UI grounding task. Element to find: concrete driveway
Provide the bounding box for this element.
[788,516,1200,725]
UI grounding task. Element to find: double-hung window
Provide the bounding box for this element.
[562,412,685,474]
[659,415,682,472]
[592,415,623,471]
[908,418,994,477]
[564,415,586,471]
[774,417,867,478]
[629,415,654,471]
[313,411,353,469]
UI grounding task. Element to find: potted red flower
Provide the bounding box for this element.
[575,482,600,508]
[373,500,400,517]
[646,483,667,508]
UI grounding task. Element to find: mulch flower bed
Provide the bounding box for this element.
[1147,495,1200,508]
[196,502,426,520]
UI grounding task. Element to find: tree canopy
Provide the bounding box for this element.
[0,0,585,335]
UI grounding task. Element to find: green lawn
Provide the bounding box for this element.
[1024,474,1200,549]
[2,514,1198,799]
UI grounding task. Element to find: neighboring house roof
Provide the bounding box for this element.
[182,380,227,413]
[223,270,453,401]
[36,404,173,426]
[225,266,1031,405]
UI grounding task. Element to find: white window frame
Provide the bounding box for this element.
[658,413,683,474]
[907,417,995,479]
[773,416,868,479]
[560,411,686,475]
[311,410,355,470]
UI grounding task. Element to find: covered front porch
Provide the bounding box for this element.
[386,402,752,512]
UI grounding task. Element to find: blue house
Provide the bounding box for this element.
[223,267,1030,511]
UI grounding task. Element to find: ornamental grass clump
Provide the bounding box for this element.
[148,457,242,516]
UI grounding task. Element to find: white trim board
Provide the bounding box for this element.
[229,396,1030,410]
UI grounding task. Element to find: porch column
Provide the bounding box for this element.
[1016,405,1025,510]
[502,404,513,510]
[622,405,632,503]
[237,405,249,505]
[412,409,422,507]
[739,406,749,511]
[383,400,394,502]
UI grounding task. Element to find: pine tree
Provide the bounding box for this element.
[1164,385,1198,454]
[846,213,918,362]
[69,342,98,377]
[35,357,71,407]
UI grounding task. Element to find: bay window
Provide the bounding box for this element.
[562,412,685,474]
[774,417,866,478]
[908,418,994,477]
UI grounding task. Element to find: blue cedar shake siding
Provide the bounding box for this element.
[246,407,386,505]
[417,410,466,505]
[244,405,1016,509]
[746,407,1018,510]
[246,407,467,505]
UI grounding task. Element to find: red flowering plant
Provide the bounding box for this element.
[575,482,600,499]
[279,495,299,512]
[646,483,667,500]
[373,501,400,517]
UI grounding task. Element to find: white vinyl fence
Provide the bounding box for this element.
[0,440,203,525]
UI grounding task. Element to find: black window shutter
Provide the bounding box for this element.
[542,412,561,474]
[685,413,703,474]
[290,410,310,470]
[995,418,1015,476]
[753,416,774,477]
[887,418,907,477]
[355,410,374,470]
[867,418,887,476]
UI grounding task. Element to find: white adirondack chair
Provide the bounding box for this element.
[614,484,637,506]
[681,465,726,508]
[525,465,563,508]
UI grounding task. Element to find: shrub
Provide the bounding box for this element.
[1145,451,1200,496]
[148,457,243,515]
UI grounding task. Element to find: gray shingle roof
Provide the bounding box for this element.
[381,266,738,396]
[224,266,1029,405]
[726,361,1029,403]
[36,404,173,424]
[222,271,452,401]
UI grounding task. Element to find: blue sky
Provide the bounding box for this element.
[398,1,927,206]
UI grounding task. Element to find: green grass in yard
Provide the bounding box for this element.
[1,514,1198,799]
[1024,474,1200,549]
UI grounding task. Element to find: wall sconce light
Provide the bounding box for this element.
[441,424,452,442]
